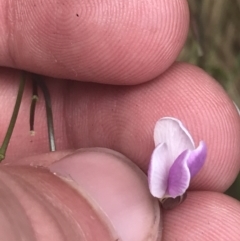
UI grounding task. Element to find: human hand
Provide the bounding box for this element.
[0,0,240,240]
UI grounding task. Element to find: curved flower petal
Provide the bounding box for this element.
[154,117,195,166]
[188,141,207,178]
[167,141,207,198]
[167,150,191,198]
[148,143,170,198]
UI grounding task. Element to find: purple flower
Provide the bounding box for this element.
[148,117,207,200]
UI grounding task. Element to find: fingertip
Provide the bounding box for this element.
[194,65,239,189]
[0,148,162,241]
[49,148,161,241]
[162,191,240,241]
[153,62,240,191]
[0,0,189,84]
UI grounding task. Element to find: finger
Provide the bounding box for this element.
[0,0,189,84]
[0,150,160,241]
[1,62,240,192]
[162,191,240,241]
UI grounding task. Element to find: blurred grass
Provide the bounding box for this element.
[178,0,240,200]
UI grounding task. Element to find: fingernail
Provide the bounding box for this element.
[49,148,161,241]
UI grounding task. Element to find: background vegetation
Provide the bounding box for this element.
[178,0,240,199]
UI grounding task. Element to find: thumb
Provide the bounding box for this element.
[0,148,161,241]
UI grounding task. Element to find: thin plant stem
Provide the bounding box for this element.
[189,1,205,68]
[32,74,56,152]
[0,72,26,162]
[29,79,38,135]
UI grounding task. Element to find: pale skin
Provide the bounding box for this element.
[0,0,240,240]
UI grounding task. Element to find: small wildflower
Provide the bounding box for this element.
[148,117,207,209]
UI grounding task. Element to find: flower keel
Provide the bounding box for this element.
[167,141,206,197]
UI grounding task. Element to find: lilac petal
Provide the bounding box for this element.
[154,117,195,166]
[188,141,207,178]
[167,150,191,198]
[167,141,207,198]
[148,143,170,198]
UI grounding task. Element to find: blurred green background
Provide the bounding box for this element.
[178,0,240,200]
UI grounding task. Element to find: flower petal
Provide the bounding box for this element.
[167,150,191,198]
[187,141,207,178]
[167,141,207,198]
[148,143,170,198]
[154,117,195,166]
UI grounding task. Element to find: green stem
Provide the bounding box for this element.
[0,72,26,162]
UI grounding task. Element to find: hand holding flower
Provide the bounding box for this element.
[0,0,239,240]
